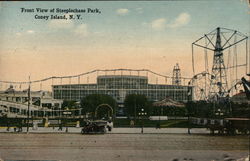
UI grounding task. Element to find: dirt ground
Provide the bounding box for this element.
[0,133,249,161]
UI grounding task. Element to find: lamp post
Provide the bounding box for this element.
[187,87,191,135]
[134,97,136,126]
[215,109,224,118]
[215,108,224,126]
[138,108,147,134]
[215,109,224,124]
[158,107,163,129]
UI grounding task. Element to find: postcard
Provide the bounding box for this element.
[0,1,249,161]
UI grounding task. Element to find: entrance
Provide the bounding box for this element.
[95,104,113,120]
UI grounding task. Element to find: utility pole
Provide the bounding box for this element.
[26,76,31,134]
[134,96,136,126]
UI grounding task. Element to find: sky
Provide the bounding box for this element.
[0,0,249,87]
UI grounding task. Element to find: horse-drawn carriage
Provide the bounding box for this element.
[206,118,250,135]
[223,118,250,135]
[191,117,250,135]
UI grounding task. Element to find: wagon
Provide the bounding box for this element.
[224,118,250,135]
[206,118,250,135]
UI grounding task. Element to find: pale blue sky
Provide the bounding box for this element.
[0,0,249,83]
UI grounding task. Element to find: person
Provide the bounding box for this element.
[130,120,134,128]
[107,125,111,132]
[156,122,160,129]
[58,123,63,131]
[107,120,113,131]
[6,121,10,131]
[18,122,22,132]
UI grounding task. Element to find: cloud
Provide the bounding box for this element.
[16,32,22,36]
[93,31,105,36]
[150,13,190,31]
[116,8,129,15]
[27,30,35,34]
[48,14,74,29]
[135,8,143,14]
[142,22,148,27]
[0,2,3,10]
[168,12,190,28]
[74,24,89,37]
[151,18,167,31]
[15,31,34,37]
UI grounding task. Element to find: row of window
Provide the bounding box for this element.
[53,84,189,90]
[53,89,189,102]
[53,86,188,90]
[8,106,60,117]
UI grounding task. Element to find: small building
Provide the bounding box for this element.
[0,86,63,109]
[0,86,63,118]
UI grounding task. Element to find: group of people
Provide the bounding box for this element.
[6,122,23,132]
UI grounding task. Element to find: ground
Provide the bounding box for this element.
[0,133,249,161]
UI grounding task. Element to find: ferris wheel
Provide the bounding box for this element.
[227,79,244,97]
[189,72,214,101]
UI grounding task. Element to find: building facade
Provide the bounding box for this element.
[52,75,192,103]
[0,86,63,118]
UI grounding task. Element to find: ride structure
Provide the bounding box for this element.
[189,27,250,135]
[191,27,248,102]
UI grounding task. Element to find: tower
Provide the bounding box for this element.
[172,63,181,85]
[209,28,228,100]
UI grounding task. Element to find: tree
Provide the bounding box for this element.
[231,102,250,118]
[185,101,214,118]
[80,94,117,119]
[62,100,77,110]
[124,94,151,117]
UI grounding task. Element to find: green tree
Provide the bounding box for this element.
[231,102,250,118]
[185,101,214,118]
[62,100,77,110]
[124,94,151,117]
[80,94,116,119]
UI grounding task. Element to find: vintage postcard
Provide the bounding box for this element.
[0,0,249,161]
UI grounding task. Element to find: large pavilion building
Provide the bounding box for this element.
[52,75,193,103]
